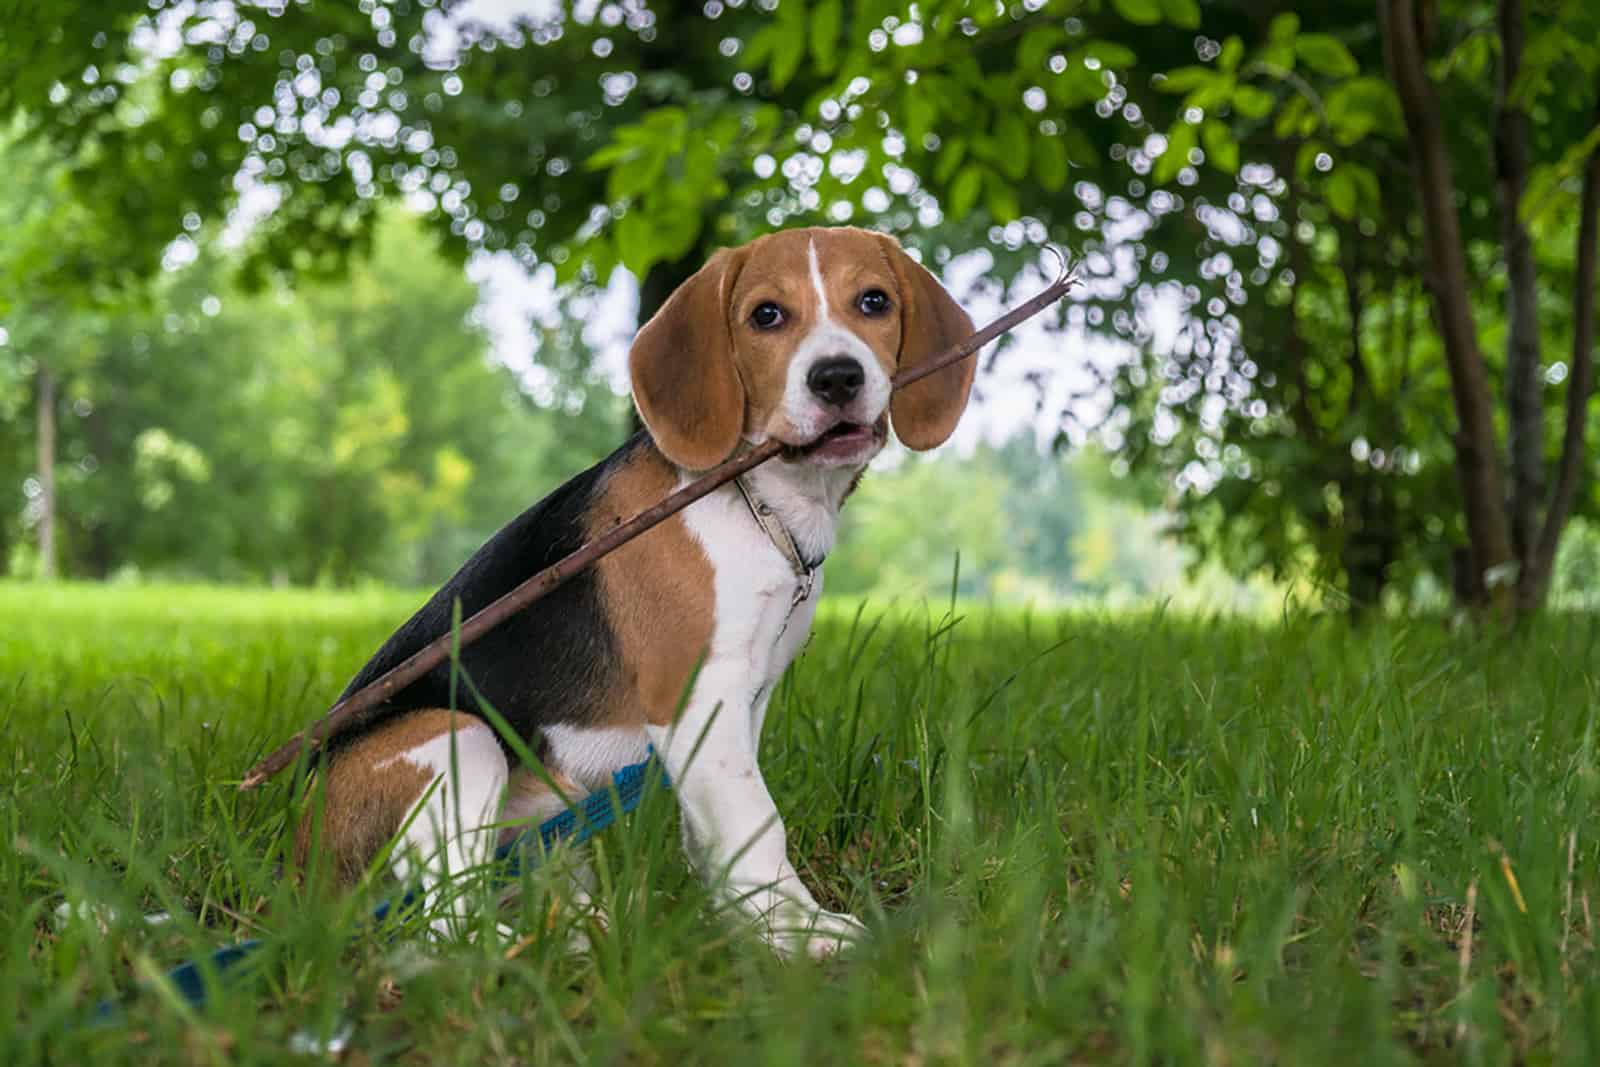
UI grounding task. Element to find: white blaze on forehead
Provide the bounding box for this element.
[807,238,835,325]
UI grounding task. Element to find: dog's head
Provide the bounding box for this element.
[628,227,976,472]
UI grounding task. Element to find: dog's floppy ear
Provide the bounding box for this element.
[875,235,976,451]
[629,248,748,470]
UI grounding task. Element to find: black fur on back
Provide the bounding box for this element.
[332,433,652,752]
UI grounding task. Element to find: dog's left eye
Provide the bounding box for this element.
[857,289,891,316]
[751,302,787,330]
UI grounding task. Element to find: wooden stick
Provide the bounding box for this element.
[240,255,1077,789]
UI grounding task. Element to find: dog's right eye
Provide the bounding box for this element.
[750,302,787,330]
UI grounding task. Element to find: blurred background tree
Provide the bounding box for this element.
[2,208,624,585]
[0,0,1595,615]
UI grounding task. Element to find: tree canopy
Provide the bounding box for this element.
[2,0,1598,613]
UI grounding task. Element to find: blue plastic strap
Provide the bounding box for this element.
[91,752,668,1022]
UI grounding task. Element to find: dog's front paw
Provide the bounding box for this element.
[798,908,866,960]
[762,899,866,960]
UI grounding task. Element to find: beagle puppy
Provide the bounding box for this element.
[295,226,975,958]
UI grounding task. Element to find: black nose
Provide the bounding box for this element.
[806,356,865,407]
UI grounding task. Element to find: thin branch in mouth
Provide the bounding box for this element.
[782,422,867,460]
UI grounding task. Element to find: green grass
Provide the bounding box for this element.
[5,580,1600,1064]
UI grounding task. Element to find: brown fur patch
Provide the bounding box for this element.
[868,231,975,449]
[590,445,716,727]
[629,247,750,471]
[294,708,475,888]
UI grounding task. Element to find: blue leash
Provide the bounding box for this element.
[91,753,668,1023]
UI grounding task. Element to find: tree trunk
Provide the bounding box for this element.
[36,363,58,580]
[1339,224,1372,406]
[1523,85,1600,608]
[1379,0,1515,610]
[1494,0,1545,584]
[638,250,703,328]
[1343,475,1397,615]
[1337,227,1390,613]
[85,523,115,581]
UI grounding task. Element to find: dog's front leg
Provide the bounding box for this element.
[647,665,863,959]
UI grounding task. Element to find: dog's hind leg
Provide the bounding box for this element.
[387,714,511,940]
[296,709,509,941]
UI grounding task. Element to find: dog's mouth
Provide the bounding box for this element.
[781,418,887,463]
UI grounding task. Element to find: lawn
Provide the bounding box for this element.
[5,580,1600,1064]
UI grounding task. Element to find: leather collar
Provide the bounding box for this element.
[732,474,823,576]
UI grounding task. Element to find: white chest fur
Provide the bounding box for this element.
[682,477,825,703]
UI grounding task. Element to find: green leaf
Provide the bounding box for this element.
[934,137,966,183]
[1035,134,1068,191]
[809,0,843,75]
[970,135,999,166]
[934,137,969,184]
[615,211,658,275]
[1018,25,1068,72]
[904,89,937,144]
[1155,121,1197,184]
[1161,0,1201,29]
[995,113,1031,181]
[1082,42,1137,70]
[1295,34,1359,77]
[1295,140,1325,180]
[1202,121,1239,173]
[585,141,641,171]
[1325,167,1359,219]
[985,171,1021,222]
[1521,125,1600,225]
[742,26,777,68]
[1269,12,1300,44]
[641,106,689,141]
[1052,59,1111,107]
[682,138,723,189]
[1258,42,1296,73]
[1219,36,1244,74]
[771,25,806,89]
[1187,74,1236,115]
[606,146,665,201]
[1112,0,1163,26]
[1441,31,1493,82]
[1323,77,1403,141]
[948,162,984,218]
[747,104,782,143]
[652,194,704,263]
[1232,85,1275,120]
[1158,66,1215,94]
[1345,162,1380,215]
[1062,124,1097,165]
[1275,95,1312,138]
[1327,109,1376,146]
